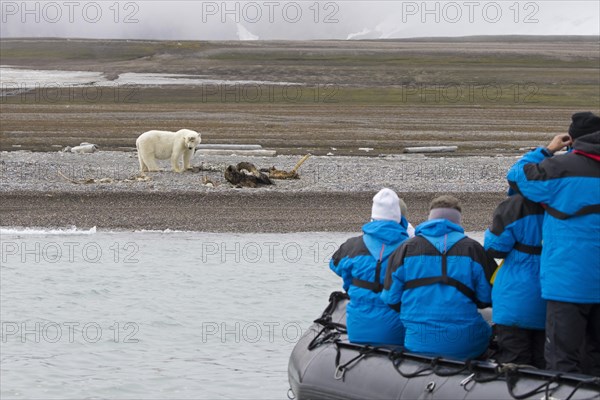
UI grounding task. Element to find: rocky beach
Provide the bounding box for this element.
[1,150,512,232]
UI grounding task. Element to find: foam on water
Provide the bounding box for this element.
[133,228,192,234]
[0,226,97,236]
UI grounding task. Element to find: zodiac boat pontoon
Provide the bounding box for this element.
[288,292,600,400]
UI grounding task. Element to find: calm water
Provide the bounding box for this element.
[0,228,484,399]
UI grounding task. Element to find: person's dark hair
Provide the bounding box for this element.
[429,195,462,213]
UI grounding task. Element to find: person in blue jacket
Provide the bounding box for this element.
[484,194,545,368]
[381,195,496,360]
[507,112,600,375]
[329,188,410,345]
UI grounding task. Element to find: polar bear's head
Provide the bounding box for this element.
[182,130,201,150]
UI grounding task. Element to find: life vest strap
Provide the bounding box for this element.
[543,203,600,220]
[513,241,542,255]
[403,234,479,305]
[352,244,385,293]
[404,275,478,304]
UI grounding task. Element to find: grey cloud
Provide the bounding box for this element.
[0,1,598,40]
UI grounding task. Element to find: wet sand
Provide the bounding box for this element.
[0,191,505,233]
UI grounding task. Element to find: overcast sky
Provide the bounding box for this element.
[1,1,599,40]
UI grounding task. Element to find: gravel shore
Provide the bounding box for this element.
[1,150,516,232]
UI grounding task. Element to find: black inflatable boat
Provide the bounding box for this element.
[288,292,600,400]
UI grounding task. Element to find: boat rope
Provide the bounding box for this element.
[502,364,600,400]
[334,344,379,382]
[389,351,435,378]
[307,326,344,351]
[504,365,560,400]
[463,361,503,385]
[564,377,600,400]
[432,358,471,377]
[307,291,349,351]
[389,352,480,381]
[319,291,350,321]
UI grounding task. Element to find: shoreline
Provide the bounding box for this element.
[0,190,506,233]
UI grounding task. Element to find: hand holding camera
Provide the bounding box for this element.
[546,134,573,154]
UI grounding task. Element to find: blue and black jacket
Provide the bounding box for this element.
[507,132,600,304]
[330,218,410,345]
[484,194,545,329]
[381,219,495,360]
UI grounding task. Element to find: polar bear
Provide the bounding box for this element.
[136,129,200,173]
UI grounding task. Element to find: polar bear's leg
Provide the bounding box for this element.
[145,157,161,172]
[144,151,161,172]
[138,152,149,172]
[171,152,182,173]
[183,149,193,170]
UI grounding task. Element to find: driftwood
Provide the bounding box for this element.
[202,176,219,187]
[224,162,273,188]
[62,143,99,153]
[195,144,277,157]
[190,163,225,173]
[57,171,150,184]
[404,146,457,154]
[261,154,310,180]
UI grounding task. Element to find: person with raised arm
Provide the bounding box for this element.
[506,112,600,374]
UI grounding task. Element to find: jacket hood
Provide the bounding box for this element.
[415,219,466,252]
[573,131,600,156]
[416,219,464,236]
[400,216,410,231]
[362,220,409,259]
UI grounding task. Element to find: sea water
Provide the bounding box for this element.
[0,228,484,399]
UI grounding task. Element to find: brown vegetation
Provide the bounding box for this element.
[1,37,598,155]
